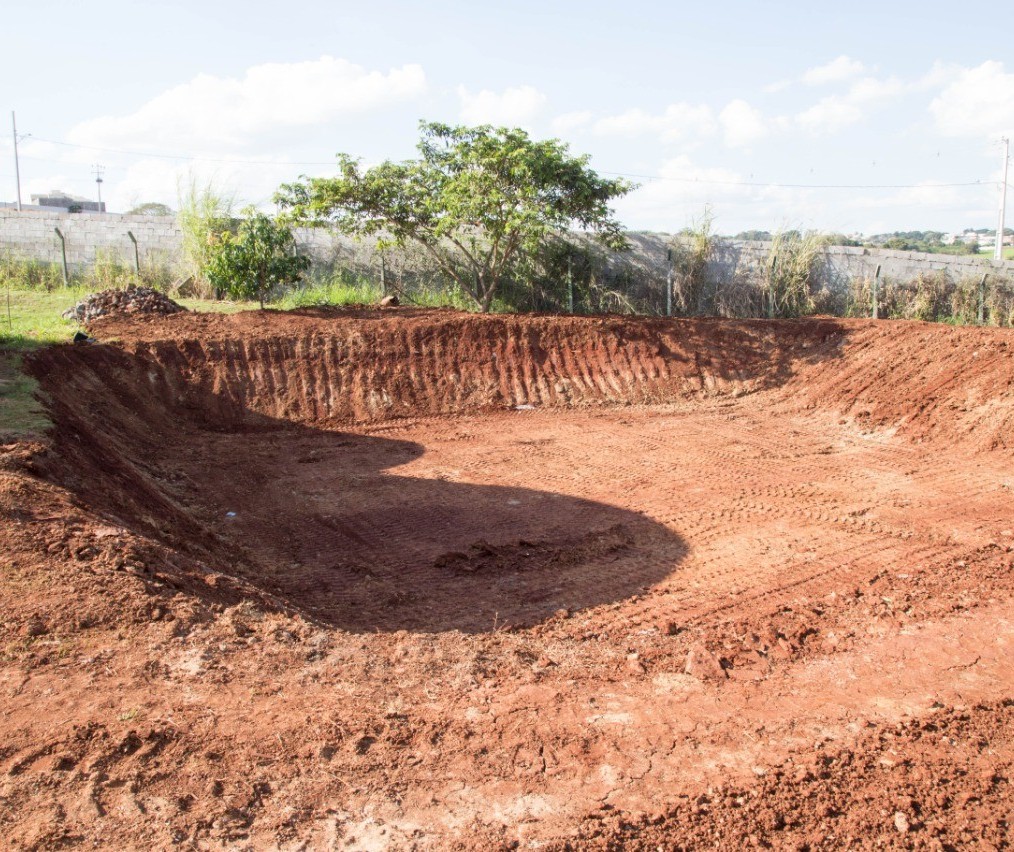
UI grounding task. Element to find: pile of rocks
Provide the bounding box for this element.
[63,286,187,323]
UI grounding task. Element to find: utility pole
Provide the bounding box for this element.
[11,112,22,211]
[997,137,1009,262]
[93,164,105,212]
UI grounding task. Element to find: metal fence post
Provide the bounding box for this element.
[666,249,673,317]
[567,257,574,314]
[127,231,140,275]
[872,264,881,319]
[54,228,69,286]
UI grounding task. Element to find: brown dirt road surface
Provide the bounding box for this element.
[1,307,1012,849]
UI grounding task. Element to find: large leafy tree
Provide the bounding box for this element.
[206,210,310,309]
[276,121,634,311]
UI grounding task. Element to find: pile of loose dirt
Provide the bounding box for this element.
[3,308,1013,849]
[545,701,1013,850]
[62,285,186,323]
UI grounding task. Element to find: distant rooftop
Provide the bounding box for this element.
[28,189,106,213]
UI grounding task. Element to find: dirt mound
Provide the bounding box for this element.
[550,701,1013,850]
[3,308,1014,848]
[62,285,186,323]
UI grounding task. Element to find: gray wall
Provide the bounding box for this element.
[0,209,183,271]
[3,208,1014,290]
[708,239,1014,287]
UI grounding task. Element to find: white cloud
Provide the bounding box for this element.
[68,57,427,152]
[593,103,716,143]
[848,76,905,102]
[796,75,905,135]
[930,60,1014,137]
[802,55,866,86]
[796,98,864,134]
[614,155,804,231]
[456,85,547,127]
[849,182,966,210]
[551,110,593,135]
[718,99,768,148]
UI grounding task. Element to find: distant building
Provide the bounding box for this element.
[28,190,106,213]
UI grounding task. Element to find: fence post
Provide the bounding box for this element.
[567,257,574,314]
[666,249,673,317]
[127,231,140,275]
[872,264,881,319]
[978,273,987,325]
[54,227,69,286]
[767,255,777,318]
[380,252,387,297]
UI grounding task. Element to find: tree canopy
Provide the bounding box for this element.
[276,121,634,311]
[206,210,309,309]
[127,202,173,216]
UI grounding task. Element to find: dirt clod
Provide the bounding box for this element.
[684,642,727,681]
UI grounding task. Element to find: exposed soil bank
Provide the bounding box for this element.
[2,308,1013,849]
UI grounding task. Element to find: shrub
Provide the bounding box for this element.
[206,210,310,309]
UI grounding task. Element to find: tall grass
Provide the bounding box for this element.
[0,249,174,293]
[764,230,827,318]
[669,207,715,316]
[176,177,236,297]
[274,273,380,309]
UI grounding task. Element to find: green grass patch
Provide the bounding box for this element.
[0,352,49,438]
[273,277,382,309]
[978,246,1014,260]
[0,287,263,439]
[0,287,86,440]
[0,286,87,350]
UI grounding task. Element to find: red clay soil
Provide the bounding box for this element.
[1,307,1012,849]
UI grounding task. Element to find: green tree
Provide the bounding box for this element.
[127,202,173,216]
[206,210,310,309]
[276,121,634,312]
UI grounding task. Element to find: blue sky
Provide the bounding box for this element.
[3,0,1013,235]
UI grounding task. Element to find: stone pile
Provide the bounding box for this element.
[63,286,187,323]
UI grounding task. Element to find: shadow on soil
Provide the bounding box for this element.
[175,424,687,633]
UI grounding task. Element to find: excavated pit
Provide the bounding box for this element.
[25,308,1014,634]
[7,307,1014,849]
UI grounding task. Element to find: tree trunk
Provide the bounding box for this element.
[477,272,494,313]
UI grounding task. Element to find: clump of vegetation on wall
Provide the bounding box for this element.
[764,230,828,318]
[177,178,236,297]
[669,207,715,316]
[0,253,65,290]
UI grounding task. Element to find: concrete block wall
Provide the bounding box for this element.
[0,209,184,272]
[708,239,1014,289]
[3,209,1013,300]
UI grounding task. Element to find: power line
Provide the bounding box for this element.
[597,170,987,190]
[25,135,340,167]
[14,134,995,191]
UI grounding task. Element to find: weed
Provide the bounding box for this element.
[176,176,237,297]
[275,272,381,309]
[764,230,827,318]
[669,207,715,316]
